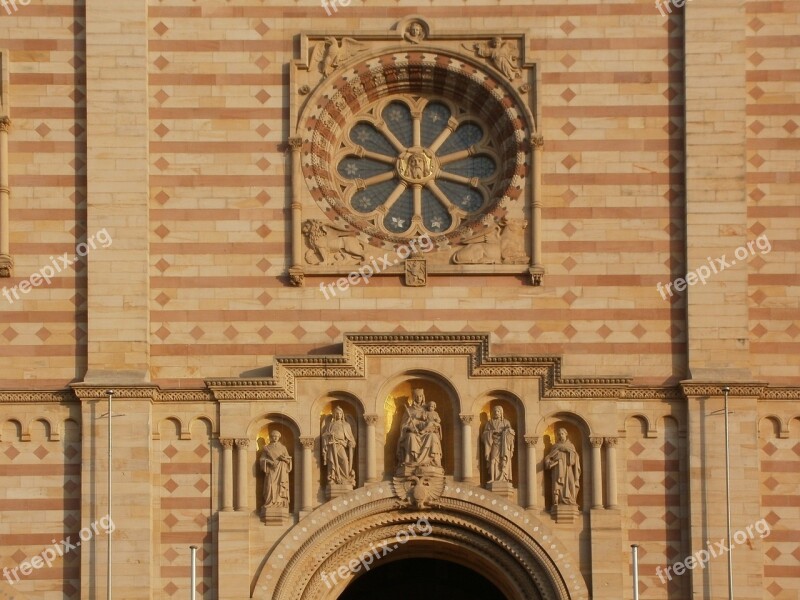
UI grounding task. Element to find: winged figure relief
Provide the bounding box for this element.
[310,36,369,76]
[464,37,521,81]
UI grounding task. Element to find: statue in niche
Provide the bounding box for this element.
[302,219,365,265]
[469,37,521,81]
[322,406,356,486]
[482,405,516,483]
[397,389,443,469]
[260,430,293,509]
[544,428,581,507]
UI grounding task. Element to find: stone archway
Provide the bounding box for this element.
[255,482,589,600]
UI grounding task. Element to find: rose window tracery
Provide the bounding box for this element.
[335,98,499,237]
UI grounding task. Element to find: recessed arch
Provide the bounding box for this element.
[255,482,588,600]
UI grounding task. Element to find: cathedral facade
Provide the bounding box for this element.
[0,2,798,599]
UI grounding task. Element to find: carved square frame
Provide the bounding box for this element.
[286,16,544,287]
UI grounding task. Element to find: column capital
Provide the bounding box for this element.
[287,136,303,150]
[590,436,604,448]
[531,132,544,148]
[0,116,10,132]
[604,437,618,448]
[299,436,315,450]
[220,438,235,448]
[459,414,475,425]
[234,438,249,448]
[523,436,539,447]
[364,414,379,426]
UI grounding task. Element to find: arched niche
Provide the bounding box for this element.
[477,392,524,488]
[254,414,300,515]
[379,372,459,478]
[540,413,590,513]
[316,392,363,496]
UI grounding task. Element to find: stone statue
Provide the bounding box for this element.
[322,406,356,485]
[397,389,443,469]
[482,406,515,482]
[260,430,292,509]
[544,428,581,507]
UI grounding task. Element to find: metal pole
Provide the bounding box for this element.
[723,385,733,600]
[106,389,114,600]
[631,544,639,600]
[190,545,198,600]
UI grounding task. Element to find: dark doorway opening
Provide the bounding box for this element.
[337,557,508,600]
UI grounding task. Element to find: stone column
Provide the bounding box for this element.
[459,415,475,482]
[234,439,249,511]
[529,133,544,285]
[288,136,304,286]
[221,439,234,511]
[604,437,618,509]
[0,113,12,278]
[524,436,539,509]
[590,437,604,509]
[364,415,379,482]
[300,437,315,512]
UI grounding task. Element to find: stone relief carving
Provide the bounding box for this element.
[302,219,365,265]
[404,21,426,44]
[260,430,292,511]
[544,428,581,508]
[310,36,369,76]
[451,217,529,265]
[467,37,521,81]
[483,405,515,483]
[405,257,426,287]
[322,406,356,487]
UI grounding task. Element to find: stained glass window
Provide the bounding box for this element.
[336,97,498,237]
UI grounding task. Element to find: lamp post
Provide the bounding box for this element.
[189,545,198,600]
[722,385,733,600]
[105,389,114,600]
[631,544,640,600]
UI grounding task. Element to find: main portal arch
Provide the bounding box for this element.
[255,482,589,600]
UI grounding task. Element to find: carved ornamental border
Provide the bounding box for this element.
[0,335,797,404]
[286,17,546,287]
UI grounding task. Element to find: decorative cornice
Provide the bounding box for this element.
[761,387,800,400]
[70,385,159,401]
[680,382,767,398]
[0,390,73,403]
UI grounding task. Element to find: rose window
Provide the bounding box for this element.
[335,97,500,238]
